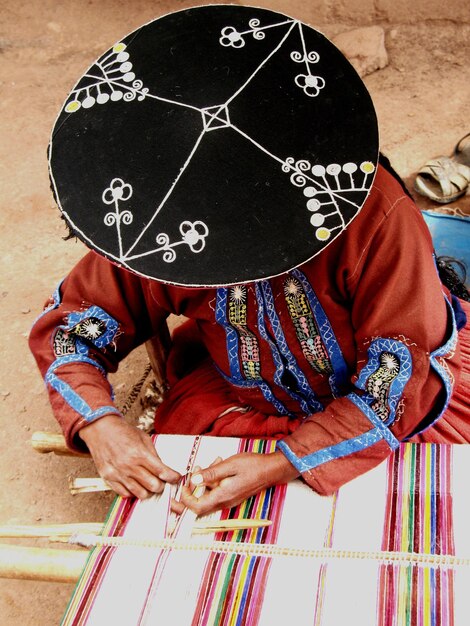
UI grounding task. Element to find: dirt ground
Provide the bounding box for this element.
[0,1,469,624]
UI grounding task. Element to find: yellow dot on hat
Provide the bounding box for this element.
[113,43,127,53]
[316,227,331,241]
[360,161,375,174]
[65,100,81,113]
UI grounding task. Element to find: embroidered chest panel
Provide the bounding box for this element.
[228,285,261,381]
[283,276,333,375]
[216,272,348,415]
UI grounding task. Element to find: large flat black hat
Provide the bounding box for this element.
[49,4,378,287]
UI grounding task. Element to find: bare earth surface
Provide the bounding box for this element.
[0,1,469,623]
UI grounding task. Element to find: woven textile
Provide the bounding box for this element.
[62,437,470,625]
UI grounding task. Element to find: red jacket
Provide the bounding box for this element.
[29,165,462,494]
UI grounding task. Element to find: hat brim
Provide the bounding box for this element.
[49,5,378,287]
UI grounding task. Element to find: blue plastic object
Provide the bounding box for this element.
[421,210,470,287]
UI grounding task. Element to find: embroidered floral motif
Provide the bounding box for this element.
[284,276,332,375]
[64,42,149,114]
[228,286,261,380]
[219,17,289,48]
[356,338,412,425]
[365,352,401,421]
[65,306,119,349]
[100,178,210,264]
[219,18,325,99]
[281,160,376,242]
[215,288,292,416]
[69,316,108,342]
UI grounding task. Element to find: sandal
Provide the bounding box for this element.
[414,133,470,204]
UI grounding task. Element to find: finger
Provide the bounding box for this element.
[121,477,154,500]
[209,456,223,467]
[105,480,133,499]
[170,497,185,515]
[191,459,233,489]
[133,466,166,495]
[180,484,224,516]
[179,483,204,513]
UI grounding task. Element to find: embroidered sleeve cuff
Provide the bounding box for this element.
[69,409,123,453]
[276,394,399,495]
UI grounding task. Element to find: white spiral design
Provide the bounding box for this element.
[156,233,170,247]
[104,212,117,226]
[121,210,133,225]
[162,249,176,263]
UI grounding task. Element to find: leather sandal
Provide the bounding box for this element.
[414,134,470,203]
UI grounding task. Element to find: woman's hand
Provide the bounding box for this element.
[78,415,181,499]
[179,451,299,516]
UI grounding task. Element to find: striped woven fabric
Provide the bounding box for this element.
[62,438,470,626]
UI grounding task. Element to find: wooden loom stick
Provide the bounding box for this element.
[196,519,272,531]
[0,523,104,539]
[0,519,272,542]
[0,544,88,582]
[30,431,89,457]
[68,477,110,494]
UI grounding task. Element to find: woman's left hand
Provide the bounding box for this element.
[179,451,299,516]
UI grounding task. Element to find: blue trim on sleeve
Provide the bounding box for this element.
[45,354,121,422]
[276,429,383,473]
[346,393,400,450]
[409,297,458,436]
[275,391,400,474]
[46,353,107,376]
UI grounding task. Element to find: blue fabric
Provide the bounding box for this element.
[256,282,323,414]
[276,429,383,473]
[355,337,412,426]
[215,287,293,416]
[451,295,467,331]
[33,280,64,324]
[46,373,120,423]
[65,305,119,348]
[402,297,459,439]
[45,354,120,422]
[346,393,400,450]
[422,211,470,288]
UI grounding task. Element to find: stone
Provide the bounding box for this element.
[332,26,389,77]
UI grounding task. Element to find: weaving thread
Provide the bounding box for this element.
[61,440,470,626]
[71,536,470,569]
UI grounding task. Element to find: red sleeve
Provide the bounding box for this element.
[277,192,461,495]
[29,251,172,450]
